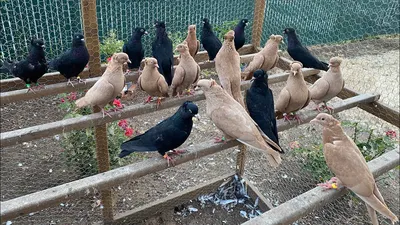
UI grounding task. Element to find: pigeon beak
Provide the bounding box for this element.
[127,59,132,63]
[292,70,297,76]
[245,22,249,26]
[309,118,319,124]
[81,38,85,42]
[155,64,159,68]
[202,21,205,24]
[193,114,200,121]
[281,40,285,44]
[144,31,149,35]
[328,63,332,67]
[250,77,256,82]
[41,45,45,48]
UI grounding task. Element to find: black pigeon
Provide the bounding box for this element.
[49,33,89,86]
[200,18,222,61]
[246,69,282,152]
[283,28,329,71]
[152,21,174,86]
[3,38,48,92]
[119,101,199,166]
[123,27,148,69]
[234,19,248,51]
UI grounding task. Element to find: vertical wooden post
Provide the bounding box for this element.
[81,0,113,223]
[251,0,267,50]
[236,145,247,176]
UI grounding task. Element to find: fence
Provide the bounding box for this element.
[1,0,400,224]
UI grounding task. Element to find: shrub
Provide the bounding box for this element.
[168,31,186,52]
[100,30,124,63]
[57,92,137,177]
[214,20,239,41]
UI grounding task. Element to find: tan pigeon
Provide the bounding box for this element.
[171,41,200,97]
[215,30,245,108]
[310,113,399,225]
[138,57,169,108]
[75,52,130,117]
[275,61,310,123]
[242,34,283,80]
[309,57,344,113]
[184,25,200,58]
[196,79,284,167]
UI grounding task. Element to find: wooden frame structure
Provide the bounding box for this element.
[1,0,399,224]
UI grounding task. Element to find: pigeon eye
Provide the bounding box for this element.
[321,118,325,121]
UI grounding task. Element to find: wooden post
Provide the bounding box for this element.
[251,0,267,50]
[81,0,113,223]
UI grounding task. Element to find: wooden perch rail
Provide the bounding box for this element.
[0,45,255,92]
[0,52,257,105]
[0,68,320,148]
[0,94,378,221]
[242,148,400,225]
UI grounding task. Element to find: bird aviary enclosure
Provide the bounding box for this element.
[0,0,399,224]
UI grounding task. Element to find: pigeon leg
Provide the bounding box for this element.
[77,76,87,84]
[163,153,175,167]
[144,96,153,104]
[186,88,195,95]
[156,97,162,109]
[214,136,227,144]
[35,82,45,90]
[292,113,302,124]
[317,177,343,190]
[26,84,36,93]
[314,104,324,112]
[66,79,75,87]
[169,149,187,155]
[323,102,334,114]
[282,113,292,124]
[101,108,112,118]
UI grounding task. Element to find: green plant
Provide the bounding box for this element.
[100,29,124,62]
[292,121,398,182]
[57,92,137,177]
[168,31,186,52]
[214,20,239,41]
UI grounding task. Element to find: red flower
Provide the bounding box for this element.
[385,130,397,139]
[113,99,122,108]
[124,128,134,137]
[67,92,78,101]
[118,119,128,128]
[107,57,112,62]
[60,98,65,103]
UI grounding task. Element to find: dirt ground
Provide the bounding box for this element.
[1,37,399,225]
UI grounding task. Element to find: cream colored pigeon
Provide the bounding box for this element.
[196,79,284,168]
[242,34,284,80]
[309,57,344,113]
[310,113,399,225]
[171,41,200,97]
[275,61,310,123]
[184,25,200,58]
[75,52,131,117]
[138,57,169,108]
[215,30,245,108]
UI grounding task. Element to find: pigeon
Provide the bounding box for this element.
[75,53,130,117]
[246,70,281,152]
[283,28,329,71]
[215,30,245,108]
[310,113,399,225]
[275,61,310,123]
[200,18,222,61]
[196,79,283,168]
[233,19,249,51]
[184,25,200,58]
[309,57,344,113]
[137,57,169,108]
[123,27,148,69]
[2,38,48,92]
[49,33,89,87]
[171,41,200,97]
[243,34,283,80]
[152,20,174,86]
[119,101,199,166]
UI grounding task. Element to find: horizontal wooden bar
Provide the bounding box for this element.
[0,53,256,105]
[0,94,377,220]
[0,68,320,148]
[242,148,400,225]
[0,45,255,92]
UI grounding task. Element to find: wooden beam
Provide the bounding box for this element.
[242,148,400,225]
[0,53,257,105]
[0,68,320,148]
[243,177,274,211]
[113,173,235,223]
[251,0,266,49]
[0,45,255,92]
[0,94,378,221]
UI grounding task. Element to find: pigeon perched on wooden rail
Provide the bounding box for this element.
[2,38,48,93]
[233,19,249,51]
[184,25,200,58]
[310,113,399,225]
[119,101,199,166]
[171,41,200,97]
[242,34,283,80]
[246,70,281,152]
[49,33,89,87]
[215,30,245,108]
[152,20,174,86]
[75,53,130,117]
[196,79,283,168]
[123,27,148,70]
[275,61,310,123]
[283,28,329,71]
[309,57,345,113]
[138,57,169,108]
[200,18,222,61]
